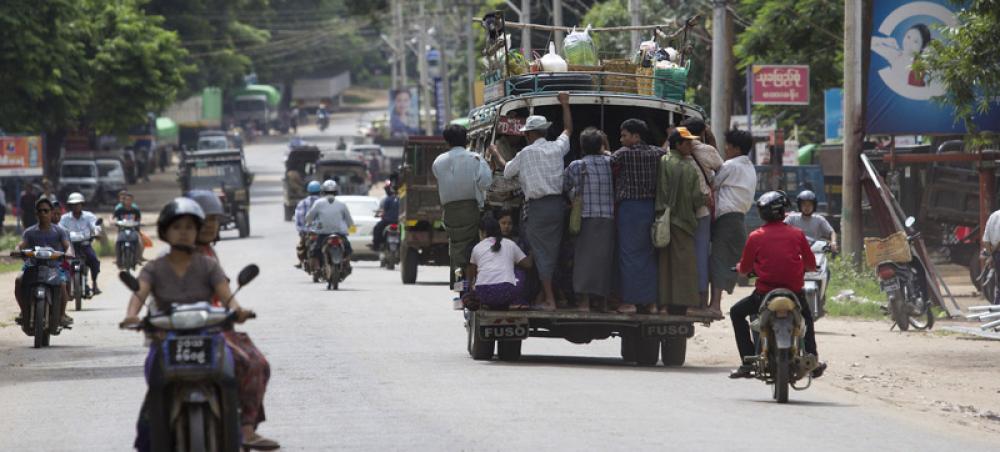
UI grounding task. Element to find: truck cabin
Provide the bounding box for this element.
[180,151,251,193]
[313,159,369,196]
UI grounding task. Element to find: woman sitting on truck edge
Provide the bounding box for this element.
[467,215,532,310]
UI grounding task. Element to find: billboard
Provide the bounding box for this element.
[0,135,44,177]
[824,88,844,142]
[388,87,421,138]
[867,0,1000,134]
[751,65,810,105]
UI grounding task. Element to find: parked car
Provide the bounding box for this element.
[96,158,127,205]
[59,160,99,203]
[337,195,380,259]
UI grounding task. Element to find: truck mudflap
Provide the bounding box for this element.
[475,316,529,341]
[639,322,696,339]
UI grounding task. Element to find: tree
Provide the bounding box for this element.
[917,0,1000,140]
[734,0,843,143]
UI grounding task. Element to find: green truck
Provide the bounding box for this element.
[232,84,281,134]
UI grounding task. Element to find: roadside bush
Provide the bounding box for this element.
[825,255,885,319]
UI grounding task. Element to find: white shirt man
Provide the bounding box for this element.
[713,154,757,217]
[432,146,492,209]
[59,210,100,240]
[305,196,354,235]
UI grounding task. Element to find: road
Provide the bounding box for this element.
[0,116,995,451]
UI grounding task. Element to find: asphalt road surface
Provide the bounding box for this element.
[0,117,994,451]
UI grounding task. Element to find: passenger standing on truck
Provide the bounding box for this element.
[610,119,665,314]
[468,215,533,309]
[655,128,705,314]
[433,124,492,275]
[563,127,614,312]
[708,129,758,317]
[491,92,574,311]
[678,119,723,306]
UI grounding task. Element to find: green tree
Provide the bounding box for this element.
[917,0,1000,140]
[734,0,843,143]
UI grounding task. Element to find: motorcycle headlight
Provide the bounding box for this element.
[35,250,52,260]
[170,310,209,330]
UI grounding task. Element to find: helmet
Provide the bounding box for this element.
[307,180,322,194]
[384,181,394,196]
[157,197,205,241]
[796,190,817,210]
[321,179,338,194]
[757,191,789,223]
[67,192,85,205]
[185,190,224,217]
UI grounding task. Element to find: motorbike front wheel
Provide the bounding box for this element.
[74,272,83,311]
[33,296,46,349]
[773,349,790,403]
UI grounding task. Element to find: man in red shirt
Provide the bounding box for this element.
[729,191,826,379]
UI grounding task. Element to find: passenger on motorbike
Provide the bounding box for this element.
[113,191,146,263]
[14,198,74,328]
[371,182,399,252]
[294,181,322,268]
[184,190,280,450]
[120,198,257,451]
[785,190,838,253]
[59,192,102,295]
[304,179,355,273]
[729,191,827,379]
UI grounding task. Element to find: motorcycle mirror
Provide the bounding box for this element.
[119,271,140,292]
[905,216,916,228]
[237,264,260,287]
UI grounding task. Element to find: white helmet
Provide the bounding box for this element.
[321,179,338,194]
[67,192,86,205]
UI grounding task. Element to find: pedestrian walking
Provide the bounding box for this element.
[432,124,492,276]
[563,127,615,312]
[610,118,665,314]
[655,127,705,314]
[982,207,1000,304]
[708,129,758,316]
[491,92,574,311]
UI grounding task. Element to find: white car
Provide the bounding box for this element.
[338,195,380,259]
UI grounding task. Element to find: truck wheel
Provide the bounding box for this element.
[635,337,660,367]
[497,340,522,362]
[236,211,250,238]
[471,334,494,361]
[661,337,687,367]
[620,335,637,362]
[284,205,294,222]
[401,248,418,284]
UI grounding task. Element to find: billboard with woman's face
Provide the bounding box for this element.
[389,87,421,137]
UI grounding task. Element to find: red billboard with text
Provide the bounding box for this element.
[751,65,810,105]
[0,135,44,176]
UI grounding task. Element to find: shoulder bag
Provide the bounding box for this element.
[568,160,587,236]
[651,155,680,248]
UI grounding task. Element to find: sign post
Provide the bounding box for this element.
[751,65,810,106]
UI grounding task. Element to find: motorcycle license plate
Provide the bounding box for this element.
[167,336,213,366]
[641,323,695,339]
[388,236,400,244]
[881,281,900,293]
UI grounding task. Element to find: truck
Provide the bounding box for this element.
[231,84,281,134]
[291,72,351,111]
[398,136,451,285]
[162,87,224,150]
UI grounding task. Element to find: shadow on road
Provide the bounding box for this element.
[493,354,731,375]
[0,364,142,385]
[746,398,856,408]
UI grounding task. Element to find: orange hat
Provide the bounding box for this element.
[675,127,698,140]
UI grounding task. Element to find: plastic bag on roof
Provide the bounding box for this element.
[563,25,599,66]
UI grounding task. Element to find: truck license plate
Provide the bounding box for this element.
[478,319,529,340]
[641,323,694,339]
[168,336,213,366]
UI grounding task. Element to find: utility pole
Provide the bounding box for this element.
[396,0,408,88]
[521,0,532,56]
[437,0,452,125]
[841,0,864,263]
[418,1,434,134]
[467,1,476,111]
[389,0,399,89]
[553,0,564,53]
[629,0,641,50]
[710,1,733,150]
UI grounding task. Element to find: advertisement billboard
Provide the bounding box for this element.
[751,65,810,105]
[0,135,44,177]
[866,0,1000,134]
[388,87,421,138]
[824,88,844,142]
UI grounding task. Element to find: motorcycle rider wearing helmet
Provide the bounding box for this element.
[729,191,827,379]
[371,182,399,252]
[785,190,838,253]
[304,179,355,272]
[14,198,75,328]
[183,190,280,450]
[59,192,102,296]
[121,198,255,451]
[293,181,323,268]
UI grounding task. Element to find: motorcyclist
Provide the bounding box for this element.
[184,189,280,450]
[14,198,74,328]
[113,191,146,263]
[294,181,322,268]
[304,179,355,274]
[371,182,399,252]
[785,190,838,253]
[59,192,102,296]
[336,136,347,150]
[729,191,827,379]
[120,198,255,452]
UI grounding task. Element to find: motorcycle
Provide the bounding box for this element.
[68,230,93,311]
[803,239,831,320]
[317,111,330,132]
[875,217,935,331]
[303,232,321,282]
[116,219,141,272]
[322,234,350,290]
[745,289,819,403]
[119,265,258,452]
[13,247,68,348]
[976,251,996,305]
[380,223,400,270]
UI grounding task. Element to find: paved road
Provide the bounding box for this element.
[0,118,994,451]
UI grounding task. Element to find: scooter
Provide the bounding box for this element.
[119,265,258,452]
[745,289,819,403]
[317,111,330,132]
[116,219,141,272]
[68,231,93,311]
[13,247,68,348]
[803,239,831,320]
[876,217,935,331]
[380,224,400,270]
[322,235,350,290]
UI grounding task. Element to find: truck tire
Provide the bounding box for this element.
[620,335,636,362]
[497,340,522,362]
[236,211,250,238]
[661,337,687,367]
[471,335,494,361]
[635,337,660,367]
[401,248,418,284]
[284,205,294,222]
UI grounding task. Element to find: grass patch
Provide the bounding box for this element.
[342,94,371,105]
[0,234,20,251]
[0,261,21,273]
[825,256,885,319]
